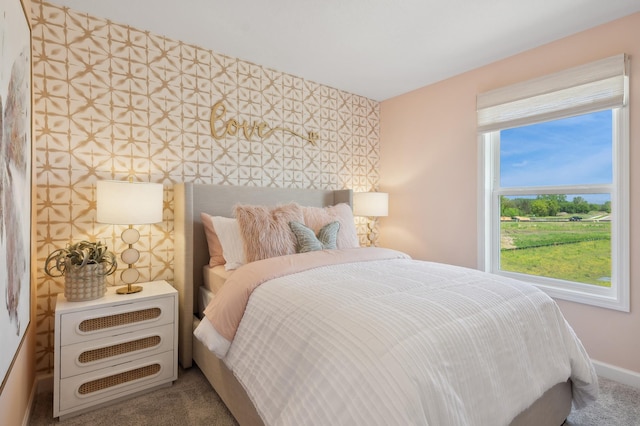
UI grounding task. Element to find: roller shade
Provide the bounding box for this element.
[477,54,629,133]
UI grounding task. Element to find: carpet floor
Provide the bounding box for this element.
[29,367,640,425]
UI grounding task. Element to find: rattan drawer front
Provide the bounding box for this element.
[79,308,161,332]
[60,296,174,345]
[58,350,175,413]
[60,323,174,379]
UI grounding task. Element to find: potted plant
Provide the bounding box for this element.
[44,240,117,301]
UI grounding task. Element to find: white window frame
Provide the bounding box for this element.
[477,56,629,312]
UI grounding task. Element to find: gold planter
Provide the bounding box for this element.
[64,263,107,302]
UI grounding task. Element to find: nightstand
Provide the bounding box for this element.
[53,280,178,419]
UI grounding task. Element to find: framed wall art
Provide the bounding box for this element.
[0,0,32,391]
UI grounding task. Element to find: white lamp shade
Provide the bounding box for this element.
[353,192,389,217]
[97,180,163,224]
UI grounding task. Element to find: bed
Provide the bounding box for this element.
[173,182,597,426]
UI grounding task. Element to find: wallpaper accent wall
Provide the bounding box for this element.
[31,1,380,373]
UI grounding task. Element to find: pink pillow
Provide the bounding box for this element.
[302,203,359,248]
[234,203,304,263]
[201,213,226,267]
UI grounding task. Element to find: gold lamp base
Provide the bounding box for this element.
[116,248,143,295]
[116,285,143,294]
[366,216,379,247]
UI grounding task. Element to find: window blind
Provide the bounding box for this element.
[477,54,628,133]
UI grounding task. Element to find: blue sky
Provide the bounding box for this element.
[500,110,612,203]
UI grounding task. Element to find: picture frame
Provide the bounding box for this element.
[0,0,32,391]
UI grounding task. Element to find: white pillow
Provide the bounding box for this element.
[210,216,246,270]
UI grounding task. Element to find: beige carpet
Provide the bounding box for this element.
[566,376,640,426]
[29,367,639,425]
[29,367,238,426]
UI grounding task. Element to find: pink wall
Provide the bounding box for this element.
[380,13,640,373]
[0,330,35,425]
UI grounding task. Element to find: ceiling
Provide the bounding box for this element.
[48,0,640,101]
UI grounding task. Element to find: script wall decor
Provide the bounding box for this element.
[31,0,380,373]
[0,0,32,390]
[210,100,320,146]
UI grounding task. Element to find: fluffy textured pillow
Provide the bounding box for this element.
[290,221,340,253]
[234,203,304,262]
[302,203,359,248]
[201,212,226,267]
[210,216,247,270]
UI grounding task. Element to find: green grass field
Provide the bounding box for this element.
[500,221,611,287]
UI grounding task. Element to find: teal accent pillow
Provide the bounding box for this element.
[289,221,340,253]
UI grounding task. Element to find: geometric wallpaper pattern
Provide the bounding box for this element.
[31,0,380,373]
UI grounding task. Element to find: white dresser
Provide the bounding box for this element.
[54,280,178,419]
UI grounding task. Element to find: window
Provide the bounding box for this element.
[477,55,629,311]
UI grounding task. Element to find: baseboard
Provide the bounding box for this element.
[592,359,640,389]
[22,374,53,426]
[21,378,38,426]
[36,374,53,393]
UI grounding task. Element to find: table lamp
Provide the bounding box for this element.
[353,192,389,247]
[97,180,163,294]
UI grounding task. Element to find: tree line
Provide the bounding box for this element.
[501,195,611,218]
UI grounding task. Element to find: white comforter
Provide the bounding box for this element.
[211,254,598,425]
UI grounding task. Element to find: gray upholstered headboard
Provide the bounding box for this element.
[173,183,352,367]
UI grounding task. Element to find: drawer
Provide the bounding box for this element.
[60,296,174,345]
[60,323,175,379]
[59,350,175,413]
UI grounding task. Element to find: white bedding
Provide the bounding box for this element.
[198,265,232,314]
[198,286,214,315]
[217,257,597,426]
[202,264,231,293]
